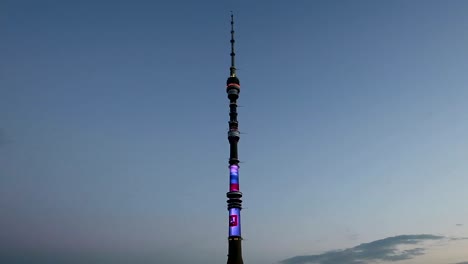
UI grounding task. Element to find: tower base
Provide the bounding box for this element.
[227,236,244,264]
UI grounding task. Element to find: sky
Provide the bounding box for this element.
[1,0,468,263]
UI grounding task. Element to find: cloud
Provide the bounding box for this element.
[281,234,444,264]
[449,237,468,241]
[454,262,468,264]
[456,224,463,227]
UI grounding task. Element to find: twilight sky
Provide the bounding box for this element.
[1,0,468,263]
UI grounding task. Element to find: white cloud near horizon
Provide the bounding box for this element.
[280,234,468,264]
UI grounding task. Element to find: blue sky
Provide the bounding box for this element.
[1,1,468,263]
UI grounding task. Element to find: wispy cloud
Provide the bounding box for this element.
[449,237,468,241]
[281,234,444,264]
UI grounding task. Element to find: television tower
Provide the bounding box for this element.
[225,13,244,264]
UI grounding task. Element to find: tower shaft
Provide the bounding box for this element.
[226,13,244,264]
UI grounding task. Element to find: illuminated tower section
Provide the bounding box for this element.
[226,13,244,264]
[226,14,244,264]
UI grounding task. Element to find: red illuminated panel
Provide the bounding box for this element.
[230,183,239,191]
[226,83,240,89]
[229,215,238,226]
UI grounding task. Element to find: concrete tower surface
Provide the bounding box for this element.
[225,13,244,264]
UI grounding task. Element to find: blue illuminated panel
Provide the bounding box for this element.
[229,165,239,191]
[229,208,241,236]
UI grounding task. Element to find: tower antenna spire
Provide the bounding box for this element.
[230,12,236,77]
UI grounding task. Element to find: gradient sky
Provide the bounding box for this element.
[1,1,468,263]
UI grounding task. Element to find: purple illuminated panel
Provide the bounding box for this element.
[229,208,241,236]
[229,165,239,192]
